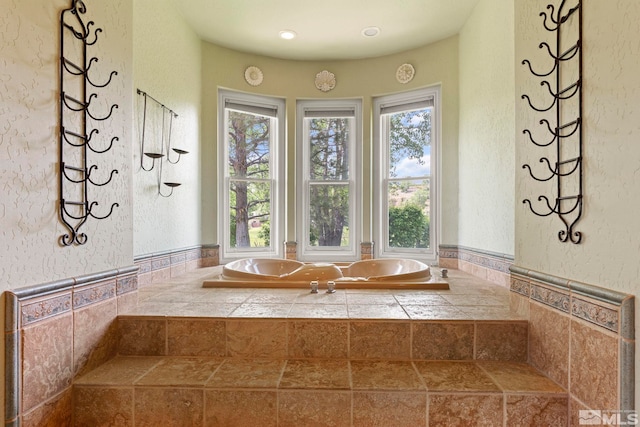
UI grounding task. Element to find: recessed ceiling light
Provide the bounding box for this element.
[362,26,380,37]
[279,30,297,40]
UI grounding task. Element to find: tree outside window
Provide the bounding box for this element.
[219,90,284,261]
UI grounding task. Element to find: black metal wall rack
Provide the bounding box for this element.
[59,0,119,246]
[521,0,583,244]
[137,89,187,197]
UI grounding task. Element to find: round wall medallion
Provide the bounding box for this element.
[315,70,336,92]
[396,63,415,84]
[244,66,263,86]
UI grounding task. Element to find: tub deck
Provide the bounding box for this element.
[202,275,450,290]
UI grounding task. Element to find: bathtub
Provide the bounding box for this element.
[202,258,449,290]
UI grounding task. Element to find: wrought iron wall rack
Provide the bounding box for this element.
[521,0,583,243]
[59,0,119,246]
[137,89,187,197]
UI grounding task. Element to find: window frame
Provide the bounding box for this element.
[296,99,362,262]
[218,89,286,262]
[372,86,441,263]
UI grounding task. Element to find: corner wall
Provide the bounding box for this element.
[458,0,515,256]
[515,0,640,411]
[132,0,202,256]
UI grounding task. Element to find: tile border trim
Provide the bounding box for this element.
[134,244,220,277]
[439,245,514,274]
[510,265,631,308]
[509,264,635,412]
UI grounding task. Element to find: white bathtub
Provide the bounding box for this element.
[202,258,448,290]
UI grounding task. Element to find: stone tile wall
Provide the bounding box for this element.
[509,265,635,416]
[439,245,513,287]
[116,317,529,362]
[135,245,218,287]
[4,266,139,427]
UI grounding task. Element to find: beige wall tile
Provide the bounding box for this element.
[471,263,489,280]
[509,292,530,318]
[570,319,619,410]
[288,320,349,358]
[73,299,118,376]
[353,391,426,426]
[205,390,277,427]
[428,393,503,426]
[151,267,171,283]
[134,388,203,426]
[117,317,166,356]
[438,258,458,269]
[475,321,528,361]
[350,321,411,359]
[73,387,133,427]
[170,263,186,278]
[412,321,474,360]
[225,320,287,358]
[278,391,351,427]
[22,389,72,427]
[529,302,570,388]
[167,318,226,356]
[22,314,73,412]
[117,292,138,315]
[506,394,568,427]
[137,272,152,287]
[486,269,510,288]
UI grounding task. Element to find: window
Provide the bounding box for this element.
[296,100,362,261]
[218,90,285,261]
[373,87,440,262]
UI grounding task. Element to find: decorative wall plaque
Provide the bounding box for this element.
[396,63,415,84]
[315,70,336,92]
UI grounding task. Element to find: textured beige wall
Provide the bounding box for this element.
[0,0,133,288]
[200,37,460,247]
[458,0,515,256]
[0,0,134,421]
[133,0,202,256]
[515,0,640,409]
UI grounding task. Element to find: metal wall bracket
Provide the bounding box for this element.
[521,0,583,243]
[137,89,186,197]
[59,0,119,246]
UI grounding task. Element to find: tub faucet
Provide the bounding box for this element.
[326,281,336,293]
[310,281,319,293]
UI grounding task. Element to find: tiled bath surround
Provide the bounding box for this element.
[4,253,634,425]
[439,244,513,287]
[510,265,635,415]
[4,266,139,427]
[135,244,219,286]
[4,245,215,426]
[73,357,567,426]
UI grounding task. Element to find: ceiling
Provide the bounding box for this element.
[172,0,480,61]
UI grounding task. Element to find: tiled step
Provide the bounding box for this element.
[117,316,529,362]
[73,356,568,426]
